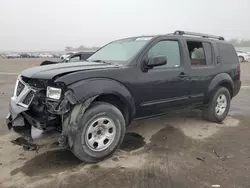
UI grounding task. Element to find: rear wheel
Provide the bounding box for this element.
[239,56,244,62]
[71,102,126,163]
[203,87,231,123]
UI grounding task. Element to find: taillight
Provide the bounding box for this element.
[237,63,241,80]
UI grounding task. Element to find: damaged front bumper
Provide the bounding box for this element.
[6,75,95,150]
[6,76,36,130]
[6,96,35,143]
[6,104,40,151]
[6,114,12,130]
[6,97,28,130]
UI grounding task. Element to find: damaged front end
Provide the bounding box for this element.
[6,75,77,149]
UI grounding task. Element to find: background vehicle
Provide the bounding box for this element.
[38,53,54,58]
[40,51,95,66]
[6,53,20,58]
[52,54,61,58]
[60,52,77,60]
[20,53,31,58]
[6,31,241,163]
[63,51,95,62]
[237,50,250,62]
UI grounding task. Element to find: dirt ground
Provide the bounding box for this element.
[0,58,250,188]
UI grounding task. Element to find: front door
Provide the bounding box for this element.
[135,38,190,118]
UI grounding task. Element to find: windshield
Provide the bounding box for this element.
[87,37,152,62]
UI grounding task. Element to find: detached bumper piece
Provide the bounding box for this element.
[7,99,27,131]
[11,137,39,152]
[7,113,39,151]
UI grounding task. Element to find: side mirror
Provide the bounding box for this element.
[146,55,167,69]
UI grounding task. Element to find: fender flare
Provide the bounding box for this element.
[208,73,233,96]
[67,78,136,119]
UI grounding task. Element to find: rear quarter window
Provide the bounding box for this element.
[217,43,238,64]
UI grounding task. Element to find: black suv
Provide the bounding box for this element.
[6,31,241,162]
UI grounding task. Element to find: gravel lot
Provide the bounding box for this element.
[0,58,250,188]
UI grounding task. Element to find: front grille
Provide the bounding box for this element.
[16,81,25,97]
[13,77,36,107]
[22,90,35,105]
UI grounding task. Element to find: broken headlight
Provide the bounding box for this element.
[46,86,62,100]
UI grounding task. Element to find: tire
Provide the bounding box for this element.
[203,87,231,123]
[71,102,126,163]
[238,56,244,63]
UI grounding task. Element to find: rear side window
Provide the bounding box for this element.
[186,41,213,66]
[217,43,238,64]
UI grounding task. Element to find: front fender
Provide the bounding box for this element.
[66,78,136,117]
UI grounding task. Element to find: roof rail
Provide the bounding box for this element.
[173,30,224,40]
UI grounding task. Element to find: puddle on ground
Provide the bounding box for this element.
[120,132,146,152]
[167,111,240,140]
[10,149,82,177]
[146,125,194,153]
[9,131,146,177]
[10,132,146,177]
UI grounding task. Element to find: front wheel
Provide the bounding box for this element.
[71,102,126,163]
[203,87,231,123]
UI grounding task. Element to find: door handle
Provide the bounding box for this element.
[178,72,187,78]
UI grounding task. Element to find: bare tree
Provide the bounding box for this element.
[228,39,250,47]
[65,46,74,51]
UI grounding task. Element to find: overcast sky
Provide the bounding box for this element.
[0,0,250,51]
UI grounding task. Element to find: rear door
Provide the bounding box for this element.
[184,40,217,103]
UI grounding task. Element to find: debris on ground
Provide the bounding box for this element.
[196,157,205,162]
[11,137,39,153]
[212,185,220,187]
[213,150,231,161]
[23,143,39,152]
[112,157,119,161]
[18,158,27,161]
[213,150,221,159]
[11,137,27,146]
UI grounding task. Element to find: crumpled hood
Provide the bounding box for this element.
[22,61,121,79]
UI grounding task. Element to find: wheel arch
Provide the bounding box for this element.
[67,78,136,125]
[207,73,234,102]
[92,94,131,126]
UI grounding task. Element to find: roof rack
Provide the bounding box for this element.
[173,30,224,40]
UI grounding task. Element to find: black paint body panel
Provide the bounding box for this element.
[20,34,241,121]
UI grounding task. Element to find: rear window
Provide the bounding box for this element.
[217,43,238,64]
